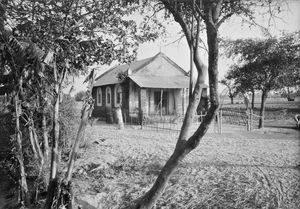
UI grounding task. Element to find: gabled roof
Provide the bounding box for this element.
[93,52,189,88]
[129,75,190,88]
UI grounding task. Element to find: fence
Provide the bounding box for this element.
[105,108,261,134]
[220,108,262,132]
[123,111,207,134]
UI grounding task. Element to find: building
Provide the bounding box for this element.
[91,52,206,122]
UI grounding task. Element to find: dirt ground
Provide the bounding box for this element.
[70,121,300,209]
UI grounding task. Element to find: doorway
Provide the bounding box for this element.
[154,90,168,115]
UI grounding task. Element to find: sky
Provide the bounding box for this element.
[70,1,300,95]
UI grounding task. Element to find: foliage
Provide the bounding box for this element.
[1,1,166,207]
[74,90,86,102]
[222,32,300,127]
[59,94,80,150]
[223,32,300,93]
[6,0,163,71]
[220,79,239,102]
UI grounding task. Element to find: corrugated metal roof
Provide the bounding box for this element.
[93,52,189,88]
[129,75,190,88]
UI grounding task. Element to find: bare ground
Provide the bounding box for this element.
[69,121,300,209]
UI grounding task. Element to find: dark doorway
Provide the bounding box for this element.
[154,90,168,115]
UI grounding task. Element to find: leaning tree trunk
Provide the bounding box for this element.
[65,97,94,181]
[259,90,268,129]
[44,70,95,209]
[32,121,45,164]
[40,89,49,161]
[28,125,38,159]
[42,111,49,160]
[133,1,220,208]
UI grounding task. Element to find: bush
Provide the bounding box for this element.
[59,94,81,152]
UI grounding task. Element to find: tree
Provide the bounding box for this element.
[223,64,258,109]
[130,0,285,208]
[220,78,239,104]
[2,0,163,207]
[224,32,300,128]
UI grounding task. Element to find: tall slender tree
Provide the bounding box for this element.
[131,0,287,208]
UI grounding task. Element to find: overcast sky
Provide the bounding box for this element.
[70,1,300,95]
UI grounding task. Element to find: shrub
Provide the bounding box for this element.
[59,94,81,153]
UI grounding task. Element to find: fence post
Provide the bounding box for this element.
[246,109,250,131]
[115,107,124,130]
[219,110,222,134]
[139,109,143,129]
[249,109,252,131]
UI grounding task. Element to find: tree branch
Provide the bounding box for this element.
[216,12,233,28]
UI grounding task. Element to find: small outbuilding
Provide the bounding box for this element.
[92,52,207,122]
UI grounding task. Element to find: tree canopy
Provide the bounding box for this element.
[222,31,300,127]
[223,31,300,93]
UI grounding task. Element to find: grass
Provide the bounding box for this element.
[69,121,300,209]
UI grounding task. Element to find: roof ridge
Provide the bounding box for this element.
[130,53,160,74]
[94,63,129,82]
[159,53,188,75]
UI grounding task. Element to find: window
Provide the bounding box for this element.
[106,87,111,105]
[97,88,102,106]
[114,84,122,107]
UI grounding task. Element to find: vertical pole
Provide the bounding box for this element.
[219,110,222,134]
[217,112,219,133]
[249,109,252,131]
[160,89,163,117]
[246,110,249,131]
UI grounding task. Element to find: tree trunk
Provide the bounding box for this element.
[134,147,187,209]
[65,104,91,181]
[45,70,95,209]
[50,62,60,180]
[42,110,49,160]
[133,2,220,207]
[46,61,60,208]
[287,86,291,100]
[50,92,59,179]
[29,126,38,159]
[44,178,61,209]
[14,92,29,206]
[259,90,268,129]
[251,90,255,109]
[176,79,203,148]
[32,123,44,164]
[40,90,49,161]
[230,96,234,104]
